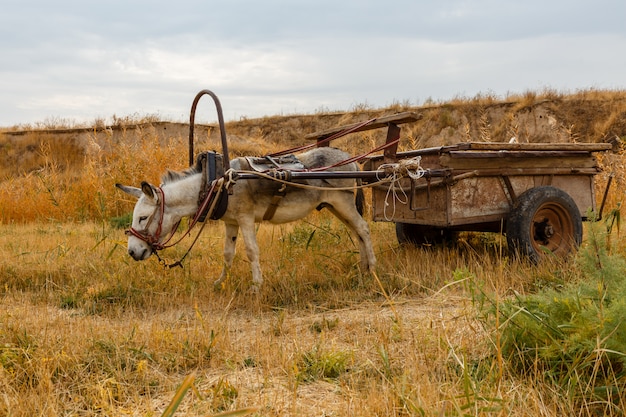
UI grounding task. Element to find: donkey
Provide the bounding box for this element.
[116,146,377,290]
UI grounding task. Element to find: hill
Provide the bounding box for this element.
[2,89,626,177]
[0,89,625,222]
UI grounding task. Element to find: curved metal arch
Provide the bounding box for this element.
[188,89,230,169]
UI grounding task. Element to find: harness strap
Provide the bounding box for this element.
[262,183,287,221]
[126,187,171,249]
[159,177,229,268]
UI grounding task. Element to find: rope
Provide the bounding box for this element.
[375,156,425,221]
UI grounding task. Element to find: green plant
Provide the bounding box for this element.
[294,344,352,382]
[109,212,132,229]
[480,220,626,412]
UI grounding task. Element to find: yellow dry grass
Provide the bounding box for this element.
[1,219,591,416]
[1,89,625,416]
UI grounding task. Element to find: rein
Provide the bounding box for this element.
[125,187,180,251]
[126,178,227,268]
[125,119,396,267]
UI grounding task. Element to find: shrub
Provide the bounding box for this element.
[479,220,626,412]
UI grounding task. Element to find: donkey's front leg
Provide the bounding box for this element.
[238,217,263,290]
[214,222,239,289]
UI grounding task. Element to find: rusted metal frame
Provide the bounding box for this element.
[443,212,508,228]
[234,168,450,181]
[368,169,467,192]
[500,176,516,206]
[304,111,420,142]
[447,150,597,158]
[383,122,401,164]
[450,167,599,176]
[409,176,431,211]
[366,142,612,162]
[188,89,230,169]
[452,142,613,152]
[597,173,614,221]
[274,118,377,153]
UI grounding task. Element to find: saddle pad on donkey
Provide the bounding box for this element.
[245,154,305,172]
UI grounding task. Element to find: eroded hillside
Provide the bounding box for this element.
[2,90,626,181]
[1,89,625,224]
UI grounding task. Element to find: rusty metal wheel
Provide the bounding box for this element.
[506,186,582,262]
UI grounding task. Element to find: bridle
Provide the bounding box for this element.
[125,178,227,268]
[125,186,180,252]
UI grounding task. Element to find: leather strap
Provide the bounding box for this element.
[262,183,287,221]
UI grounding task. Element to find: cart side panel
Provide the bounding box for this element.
[508,175,596,218]
[374,175,515,227]
[372,174,597,227]
[448,176,510,225]
[371,181,450,226]
[366,143,602,228]
[371,176,511,227]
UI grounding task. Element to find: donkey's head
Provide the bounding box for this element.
[115,181,181,261]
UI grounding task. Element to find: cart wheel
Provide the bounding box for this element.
[506,186,582,262]
[395,223,454,245]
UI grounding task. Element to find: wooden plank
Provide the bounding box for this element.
[454,142,612,152]
[439,154,599,170]
[447,150,596,158]
[365,141,611,162]
[305,111,421,140]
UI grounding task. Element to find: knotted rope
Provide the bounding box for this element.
[375,156,425,221]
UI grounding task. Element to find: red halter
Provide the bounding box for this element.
[125,187,180,252]
[124,178,224,260]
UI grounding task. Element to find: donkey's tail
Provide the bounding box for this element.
[355,179,365,216]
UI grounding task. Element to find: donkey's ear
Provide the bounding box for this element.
[140,181,157,201]
[115,183,143,199]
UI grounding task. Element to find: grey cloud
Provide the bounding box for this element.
[1,0,626,125]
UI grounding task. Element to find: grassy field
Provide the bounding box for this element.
[0,218,604,416]
[1,91,626,416]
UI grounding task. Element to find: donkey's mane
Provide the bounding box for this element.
[161,165,201,184]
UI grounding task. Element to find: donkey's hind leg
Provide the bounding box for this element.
[214,222,239,289]
[237,216,264,290]
[326,193,377,273]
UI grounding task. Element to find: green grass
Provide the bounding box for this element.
[474,220,626,415]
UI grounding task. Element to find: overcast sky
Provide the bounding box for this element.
[1,0,625,127]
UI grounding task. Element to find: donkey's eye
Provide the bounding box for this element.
[139,216,148,222]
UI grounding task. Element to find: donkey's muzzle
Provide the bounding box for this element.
[128,247,151,261]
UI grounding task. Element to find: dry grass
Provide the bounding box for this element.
[2,88,626,223]
[1,219,602,416]
[1,89,626,416]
